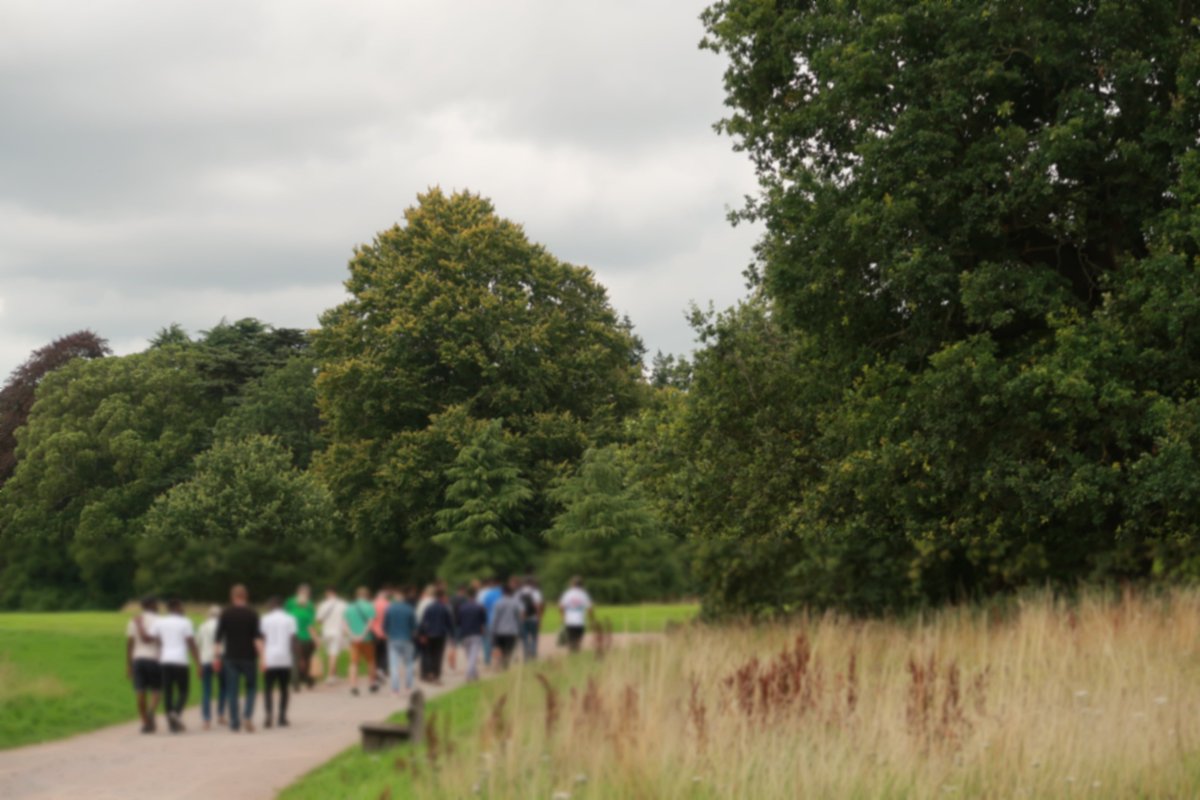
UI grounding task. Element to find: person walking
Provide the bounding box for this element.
[196,605,227,729]
[316,587,348,684]
[216,584,263,733]
[383,588,417,695]
[370,587,392,685]
[448,584,470,672]
[455,592,487,681]
[478,578,503,667]
[558,576,594,654]
[345,586,379,696]
[145,598,200,733]
[260,596,298,728]
[417,588,453,684]
[490,583,523,670]
[516,576,544,661]
[125,597,162,734]
[285,584,318,691]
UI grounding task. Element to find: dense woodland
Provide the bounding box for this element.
[2,1,1199,613]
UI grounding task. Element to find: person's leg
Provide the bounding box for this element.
[483,633,493,666]
[365,641,378,691]
[277,669,291,724]
[200,664,213,725]
[263,669,275,726]
[465,636,481,681]
[402,641,416,689]
[145,663,162,727]
[387,640,401,693]
[325,638,340,683]
[217,666,228,723]
[348,642,360,692]
[243,660,257,728]
[225,662,241,731]
[303,640,316,688]
[434,637,447,680]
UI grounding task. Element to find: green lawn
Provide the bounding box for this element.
[0,603,697,751]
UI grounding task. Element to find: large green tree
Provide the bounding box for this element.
[541,445,683,603]
[0,348,220,608]
[137,435,336,601]
[697,1,1200,611]
[315,189,646,583]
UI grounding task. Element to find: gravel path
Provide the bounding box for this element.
[0,633,615,800]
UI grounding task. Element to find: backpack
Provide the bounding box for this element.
[520,590,538,618]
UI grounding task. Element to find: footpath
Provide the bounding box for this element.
[0,633,626,800]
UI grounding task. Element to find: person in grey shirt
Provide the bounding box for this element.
[489,582,524,670]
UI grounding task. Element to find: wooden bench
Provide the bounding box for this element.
[360,690,425,752]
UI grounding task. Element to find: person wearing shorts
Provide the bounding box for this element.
[559,576,594,653]
[345,586,379,696]
[142,598,200,733]
[490,583,523,669]
[316,587,348,684]
[126,597,162,734]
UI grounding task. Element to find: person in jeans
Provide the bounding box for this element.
[477,578,503,667]
[260,596,298,728]
[455,593,487,681]
[345,586,379,696]
[141,598,200,733]
[383,588,417,695]
[196,605,226,729]
[516,576,544,661]
[558,576,594,653]
[125,596,161,734]
[490,583,523,670]
[417,588,453,684]
[284,584,318,692]
[217,584,263,733]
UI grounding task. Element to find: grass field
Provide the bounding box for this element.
[0,602,696,751]
[284,590,1200,798]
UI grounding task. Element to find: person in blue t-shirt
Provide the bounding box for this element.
[383,589,417,695]
[478,578,503,667]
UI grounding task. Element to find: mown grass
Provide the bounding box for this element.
[284,590,1200,799]
[0,603,696,751]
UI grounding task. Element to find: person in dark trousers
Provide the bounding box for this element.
[137,598,201,733]
[284,584,318,692]
[517,576,544,661]
[490,583,523,669]
[260,596,298,728]
[216,584,263,733]
[455,593,487,681]
[417,588,453,684]
[125,597,161,734]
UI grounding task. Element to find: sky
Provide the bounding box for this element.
[0,0,760,380]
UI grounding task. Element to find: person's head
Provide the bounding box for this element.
[525,575,538,588]
[435,587,447,601]
[230,584,249,605]
[296,583,311,603]
[571,576,583,589]
[356,585,370,601]
[501,583,514,596]
[207,605,221,619]
[457,584,469,597]
[140,595,159,612]
[324,586,338,599]
[470,578,482,593]
[167,598,184,615]
[423,583,436,598]
[376,586,391,600]
[266,596,281,610]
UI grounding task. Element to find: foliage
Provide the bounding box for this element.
[434,419,536,585]
[0,348,220,608]
[137,435,336,601]
[314,188,646,584]
[213,355,324,468]
[695,0,1200,611]
[0,330,110,485]
[541,446,683,602]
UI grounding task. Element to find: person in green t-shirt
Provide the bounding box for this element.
[285,584,319,691]
[344,586,379,695]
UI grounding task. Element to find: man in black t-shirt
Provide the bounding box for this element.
[216,584,263,733]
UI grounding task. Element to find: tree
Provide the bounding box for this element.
[214,356,323,468]
[434,419,535,585]
[315,188,646,580]
[137,435,336,601]
[697,1,1200,611]
[0,330,110,485]
[541,445,683,603]
[0,348,219,607]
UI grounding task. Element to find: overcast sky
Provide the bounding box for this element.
[0,0,759,379]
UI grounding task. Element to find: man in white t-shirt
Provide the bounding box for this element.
[315,587,348,685]
[143,598,200,733]
[260,596,298,728]
[125,597,162,734]
[558,576,594,653]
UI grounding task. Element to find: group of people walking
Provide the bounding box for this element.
[125,574,594,735]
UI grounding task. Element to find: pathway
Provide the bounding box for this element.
[0,634,640,800]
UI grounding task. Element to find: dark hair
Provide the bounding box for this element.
[266,595,282,609]
[167,598,184,612]
[501,583,514,596]
[140,595,158,610]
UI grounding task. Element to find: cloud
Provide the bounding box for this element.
[0,0,760,379]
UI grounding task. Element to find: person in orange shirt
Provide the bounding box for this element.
[370,587,392,685]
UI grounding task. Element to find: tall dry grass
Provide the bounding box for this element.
[405,589,1200,798]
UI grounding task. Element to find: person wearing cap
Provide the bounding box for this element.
[196,605,227,728]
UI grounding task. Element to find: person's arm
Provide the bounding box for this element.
[135,615,157,645]
[126,635,134,680]
[187,635,201,671]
